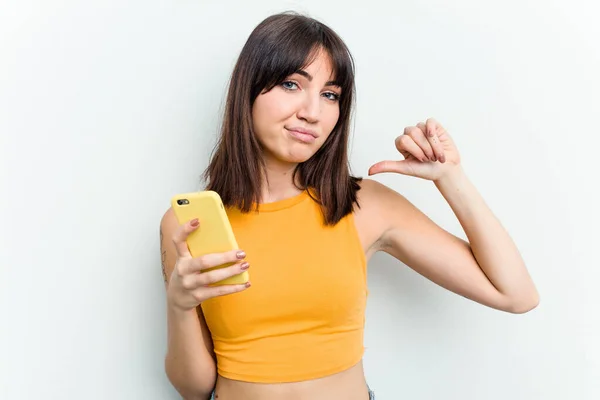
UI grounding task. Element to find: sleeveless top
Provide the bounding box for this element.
[200,190,368,383]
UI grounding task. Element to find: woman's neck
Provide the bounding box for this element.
[260,159,303,203]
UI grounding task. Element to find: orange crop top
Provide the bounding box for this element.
[200,190,368,383]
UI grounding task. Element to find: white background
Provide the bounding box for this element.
[1,1,598,399]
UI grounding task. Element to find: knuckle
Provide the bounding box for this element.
[209,266,238,284]
[195,273,209,287]
[192,290,205,303]
[202,271,220,285]
[405,127,418,136]
[395,138,407,152]
[399,135,412,145]
[196,256,207,270]
[214,254,227,266]
[171,231,183,245]
[181,276,193,290]
[220,254,234,267]
[216,286,230,296]
[175,262,186,276]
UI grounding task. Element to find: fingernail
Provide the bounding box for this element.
[240,262,249,270]
[236,251,246,259]
[190,218,199,227]
[245,282,252,288]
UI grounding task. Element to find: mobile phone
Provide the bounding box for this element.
[170,190,249,285]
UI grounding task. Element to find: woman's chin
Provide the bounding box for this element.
[284,152,316,164]
[272,148,318,164]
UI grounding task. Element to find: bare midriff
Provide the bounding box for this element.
[212,361,370,400]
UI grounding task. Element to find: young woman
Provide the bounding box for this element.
[159,12,539,400]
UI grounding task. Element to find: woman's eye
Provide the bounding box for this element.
[323,92,340,101]
[282,81,299,90]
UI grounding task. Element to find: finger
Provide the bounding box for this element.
[395,134,427,162]
[183,261,250,289]
[425,117,445,135]
[368,160,417,176]
[171,218,200,258]
[426,118,449,139]
[196,282,251,300]
[189,248,246,273]
[201,262,250,286]
[423,119,446,163]
[406,126,435,161]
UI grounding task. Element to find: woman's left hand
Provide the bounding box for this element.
[368,118,461,182]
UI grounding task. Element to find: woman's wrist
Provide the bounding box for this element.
[167,300,199,320]
[433,164,467,190]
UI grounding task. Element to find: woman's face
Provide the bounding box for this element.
[252,49,341,166]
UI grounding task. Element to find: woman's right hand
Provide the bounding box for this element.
[166,218,251,312]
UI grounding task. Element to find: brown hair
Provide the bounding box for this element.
[203,11,361,225]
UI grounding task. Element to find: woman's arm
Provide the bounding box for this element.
[161,209,216,400]
[363,172,538,314]
[434,166,539,311]
[164,306,216,400]
[366,118,539,314]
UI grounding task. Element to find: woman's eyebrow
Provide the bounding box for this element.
[295,70,340,87]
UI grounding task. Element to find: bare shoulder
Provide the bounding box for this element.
[354,178,415,219]
[356,177,402,203]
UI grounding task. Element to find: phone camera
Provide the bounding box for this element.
[177,199,189,206]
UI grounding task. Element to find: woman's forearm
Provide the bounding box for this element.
[435,166,539,312]
[165,306,216,400]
